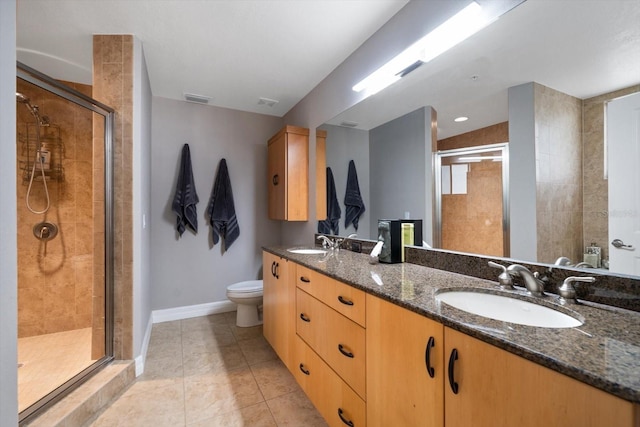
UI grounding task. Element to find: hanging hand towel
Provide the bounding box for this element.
[318,167,341,235]
[171,144,199,236]
[344,160,365,231]
[207,158,240,251]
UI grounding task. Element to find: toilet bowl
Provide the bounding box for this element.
[226,280,264,327]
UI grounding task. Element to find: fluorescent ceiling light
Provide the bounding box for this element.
[352,1,491,97]
[454,116,469,122]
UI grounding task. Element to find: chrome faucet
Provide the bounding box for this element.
[336,233,358,250]
[554,256,572,266]
[557,276,596,304]
[507,264,546,297]
[317,235,335,249]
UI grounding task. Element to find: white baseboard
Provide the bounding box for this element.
[152,300,237,324]
[134,314,154,377]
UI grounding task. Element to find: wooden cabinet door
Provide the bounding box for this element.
[366,295,444,427]
[267,133,286,220]
[262,252,294,369]
[444,327,636,427]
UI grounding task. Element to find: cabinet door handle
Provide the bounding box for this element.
[425,336,435,378]
[299,276,310,283]
[271,261,276,277]
[448,348,459,394]
[299,363,310,376]
[300,313,311,322]
[338,408,354,427]
[338,344,354,358]
[272,174,279,186]
[338,295,354,306]
[274,262,279,279]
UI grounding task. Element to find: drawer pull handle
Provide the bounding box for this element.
[338,344,354,358]
[448,348,459,394]
[425,336,435,378]
[338,408,354,427]
[300,276,311,283]
[270,261,276,277]
[272,174,279,186]
[274,262,279,279]
[338,295,354,306]
[299,363,310,376]
[300,313,311,322]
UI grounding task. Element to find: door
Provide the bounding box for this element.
[607,91,640,275]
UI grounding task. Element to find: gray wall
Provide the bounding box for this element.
[369,107,434,242]
[0,1,18,425]
[150,97,282,310]
[132,38,153,358]
[508,82,537,260]
[320,124,370,238]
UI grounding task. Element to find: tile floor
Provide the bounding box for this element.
[88,312,328,426]
[18,328,96,413]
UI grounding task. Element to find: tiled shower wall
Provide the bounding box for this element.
[93,35,134,360]
[438,122,508,256]
[582,84,640,264]
[534,83,583,264]
[16,80,94,338]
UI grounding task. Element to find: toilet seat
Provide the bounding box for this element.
[227,280,263,293]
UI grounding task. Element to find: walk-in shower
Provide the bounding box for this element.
[16,63,115,424]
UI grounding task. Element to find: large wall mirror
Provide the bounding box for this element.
[320,0,640,278]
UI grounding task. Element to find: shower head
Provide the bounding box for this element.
[16,92,43,124]
[16,92,30,103]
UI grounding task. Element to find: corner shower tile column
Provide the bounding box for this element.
[93,34,134,360]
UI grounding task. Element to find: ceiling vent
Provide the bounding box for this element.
[340,121,359,128]
[258,97,279,107]
[184,93,211,104]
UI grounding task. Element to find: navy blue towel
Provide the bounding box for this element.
[171,144,199,236]
[207,158,240,251]
[344,160,365,231]
[318,167,341,235]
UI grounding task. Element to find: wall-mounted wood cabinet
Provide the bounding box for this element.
[267,125,309,221]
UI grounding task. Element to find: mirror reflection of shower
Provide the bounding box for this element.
[16,92,52,214]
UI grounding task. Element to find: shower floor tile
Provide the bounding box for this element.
[18,327,96,412]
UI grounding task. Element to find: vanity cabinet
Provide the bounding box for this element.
[267,125,309,221]
[366,294,444,427]
[443,326,636,427]
[262,252,295,370]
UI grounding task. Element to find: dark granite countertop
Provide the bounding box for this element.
[264,246,640,404]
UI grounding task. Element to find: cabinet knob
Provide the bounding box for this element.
[338,408,355,427]
[448,348,459,394]
[425,336,435,378]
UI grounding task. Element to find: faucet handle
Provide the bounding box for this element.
[558,276,596,304]
[488,261,515,290]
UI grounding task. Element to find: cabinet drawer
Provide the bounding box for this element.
[294,335,366,427]
[296,264,366,326]
[296,288,366,399]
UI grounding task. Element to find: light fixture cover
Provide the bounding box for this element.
[184,93,211,104]
[352,1,492,97]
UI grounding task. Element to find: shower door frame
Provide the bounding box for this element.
[16,62,115,424]
[433,142,510,257]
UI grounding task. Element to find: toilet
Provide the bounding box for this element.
[226,280,264,327]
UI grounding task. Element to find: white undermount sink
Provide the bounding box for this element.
[287,248,327,255]
[435,290,583,328]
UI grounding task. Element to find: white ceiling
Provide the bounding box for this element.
[328,0,640,138]
[16,0,408,116]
